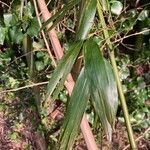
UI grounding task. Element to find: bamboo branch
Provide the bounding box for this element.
[36,0,98,149]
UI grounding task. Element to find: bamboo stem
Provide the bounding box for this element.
[97,1,137,149]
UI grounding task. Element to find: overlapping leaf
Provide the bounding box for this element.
[60,68,89,150]
[90,86,112,139]
[84,39,118,138]
[45,41,83,101]
[53,1,98,149]
[45,0,97,101]
[44,0,118,148]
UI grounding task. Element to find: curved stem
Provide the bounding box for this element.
[97,1,137,149]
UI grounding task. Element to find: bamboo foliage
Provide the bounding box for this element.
[42,0,120,149]
[60,68,90,149]
[97,1,136,149]
[45,41,83,100]
[84,39,118,139]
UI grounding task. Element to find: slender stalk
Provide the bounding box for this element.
[32,0,57,67]
[97,1,137,149]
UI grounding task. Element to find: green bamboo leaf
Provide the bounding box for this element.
[46,10,68,32]
[60,68,89,150]
[83,39,118,136]
[90,87,112,139]
[76,0,97,40]
[41,0,81,31]
[45,41,83,100]
[52,74,67,100]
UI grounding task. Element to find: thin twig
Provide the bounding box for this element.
[100,28,150,52]
[0,1,10,8]
[37,0,64,59]
[0,81,48,94]
[7,49,46,66]
[123,127,150,150]
[114,29,150,44]
[61,22,75,33]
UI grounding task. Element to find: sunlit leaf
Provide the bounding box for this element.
[10,26,24,44]
[27,17,39,36]
[84,39,118,139]
[76,0,97,40]
[35,61,45,71]
[60,68,89,150]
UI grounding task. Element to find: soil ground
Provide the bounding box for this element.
[0,93,150,150]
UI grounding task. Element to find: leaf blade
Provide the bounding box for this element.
[84,39,118,137]
[60,68,89,150]
[76,0,97,40]
[45,41,83,100]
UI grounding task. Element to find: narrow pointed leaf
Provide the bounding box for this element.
[60,68,89,150]
[45,41,83,100]
[90,86,112,139]
[84,39,118,136]
[41,0,81,31]
[76,0,97,40]
[46,10,68,32]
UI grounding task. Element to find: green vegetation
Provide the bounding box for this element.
[0,0,150,149]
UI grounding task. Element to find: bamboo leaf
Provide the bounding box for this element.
[41,0,81,31]
[76,0,97,40]
[84,39,118,137]
[45,41,83,100]
[46,10,68,32]
[60,68,89,150]
[90,87,112,139]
